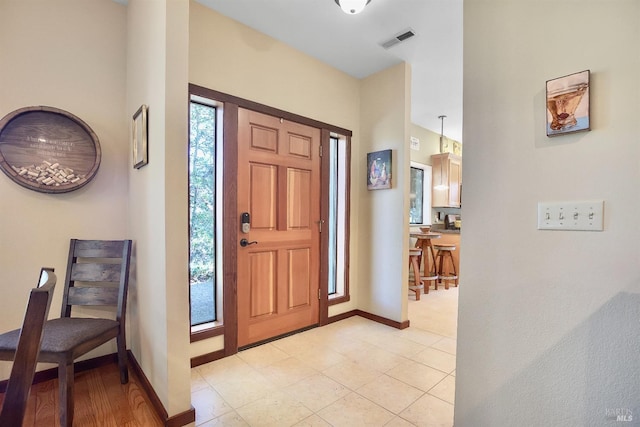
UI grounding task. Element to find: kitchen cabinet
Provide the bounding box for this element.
[431,153,461,207]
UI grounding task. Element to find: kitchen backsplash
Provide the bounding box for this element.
[433,207,461,224]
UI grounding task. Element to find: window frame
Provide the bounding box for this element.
[189,95,225,340]
[325,133,350,306]
[410,161,432,226]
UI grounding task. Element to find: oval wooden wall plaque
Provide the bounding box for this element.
[0,106,101,193]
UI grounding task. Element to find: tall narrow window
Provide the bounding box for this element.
[410,162,432,225]
[410,167,424,224]
[189,101,216,326]
[328,136,348,298]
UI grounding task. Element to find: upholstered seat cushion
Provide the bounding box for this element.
[0,318,119,359]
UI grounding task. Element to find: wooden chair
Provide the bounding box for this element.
[0,268,57,426]
[0,239,132,427]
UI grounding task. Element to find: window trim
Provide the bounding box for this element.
[326,133,351,308]
[189,96,225,339]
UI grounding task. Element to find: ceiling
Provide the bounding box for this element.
[196,0,463,143]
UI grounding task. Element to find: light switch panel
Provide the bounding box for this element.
[537,200,604,231]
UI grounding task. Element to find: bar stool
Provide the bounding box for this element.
[434,244,458,290]
[408,248,424,300]
[414,235,439,280]
[420,270,439,295]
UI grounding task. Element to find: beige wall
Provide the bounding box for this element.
[409,124,444,165]
[189,3,363,353]
[189,3,360,132]
[0,0,193,417]
[457,1,640,425]
[126,0,192,416]
[0,0,128,379]
[358,62,412,323]
[409,123,461,166]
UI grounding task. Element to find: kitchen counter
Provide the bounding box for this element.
[430,225,461,234]
[436,228,460,234]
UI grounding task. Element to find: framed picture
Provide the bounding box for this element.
[367,149,391,190]
[132,104,148,169]
[452,141,463,156]
[439,136,451,154]
[546,70,590,137]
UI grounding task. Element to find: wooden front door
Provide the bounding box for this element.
[237,108,320,347]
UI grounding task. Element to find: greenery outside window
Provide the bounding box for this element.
[189,101,217,327]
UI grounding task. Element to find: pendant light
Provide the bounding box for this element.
[335,0,371,14]
[438,115,449,153]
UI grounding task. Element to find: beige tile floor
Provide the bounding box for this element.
[191,287,458,427]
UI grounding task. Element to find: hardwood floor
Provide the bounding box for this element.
[0,362,162,427]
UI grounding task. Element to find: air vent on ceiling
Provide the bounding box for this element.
[380,28,416,49]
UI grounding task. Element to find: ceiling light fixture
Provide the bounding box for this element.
[335,0,371,15]
[438,115,449,154]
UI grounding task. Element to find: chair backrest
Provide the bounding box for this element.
[0,268,57,425]
[61,240,132,324]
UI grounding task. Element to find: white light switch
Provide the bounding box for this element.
[537,200,604,231]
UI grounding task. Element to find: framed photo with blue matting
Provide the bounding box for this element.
[367,149,391,190]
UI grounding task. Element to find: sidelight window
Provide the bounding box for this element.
[189,100,217,327]
[410,162,432,225]
[327,135,349,301]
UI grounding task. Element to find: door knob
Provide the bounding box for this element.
[240,238,258,247]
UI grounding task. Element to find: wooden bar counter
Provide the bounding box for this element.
[411,227,461,281]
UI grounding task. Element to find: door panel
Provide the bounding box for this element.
[250,125,278,152]
[288,248,311,308]
[250,163,277,230]
[288,134,312,159]
[287,168,311,229]
[237,108,320,347]
[449,160,461,206]
[249,251,276,318]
